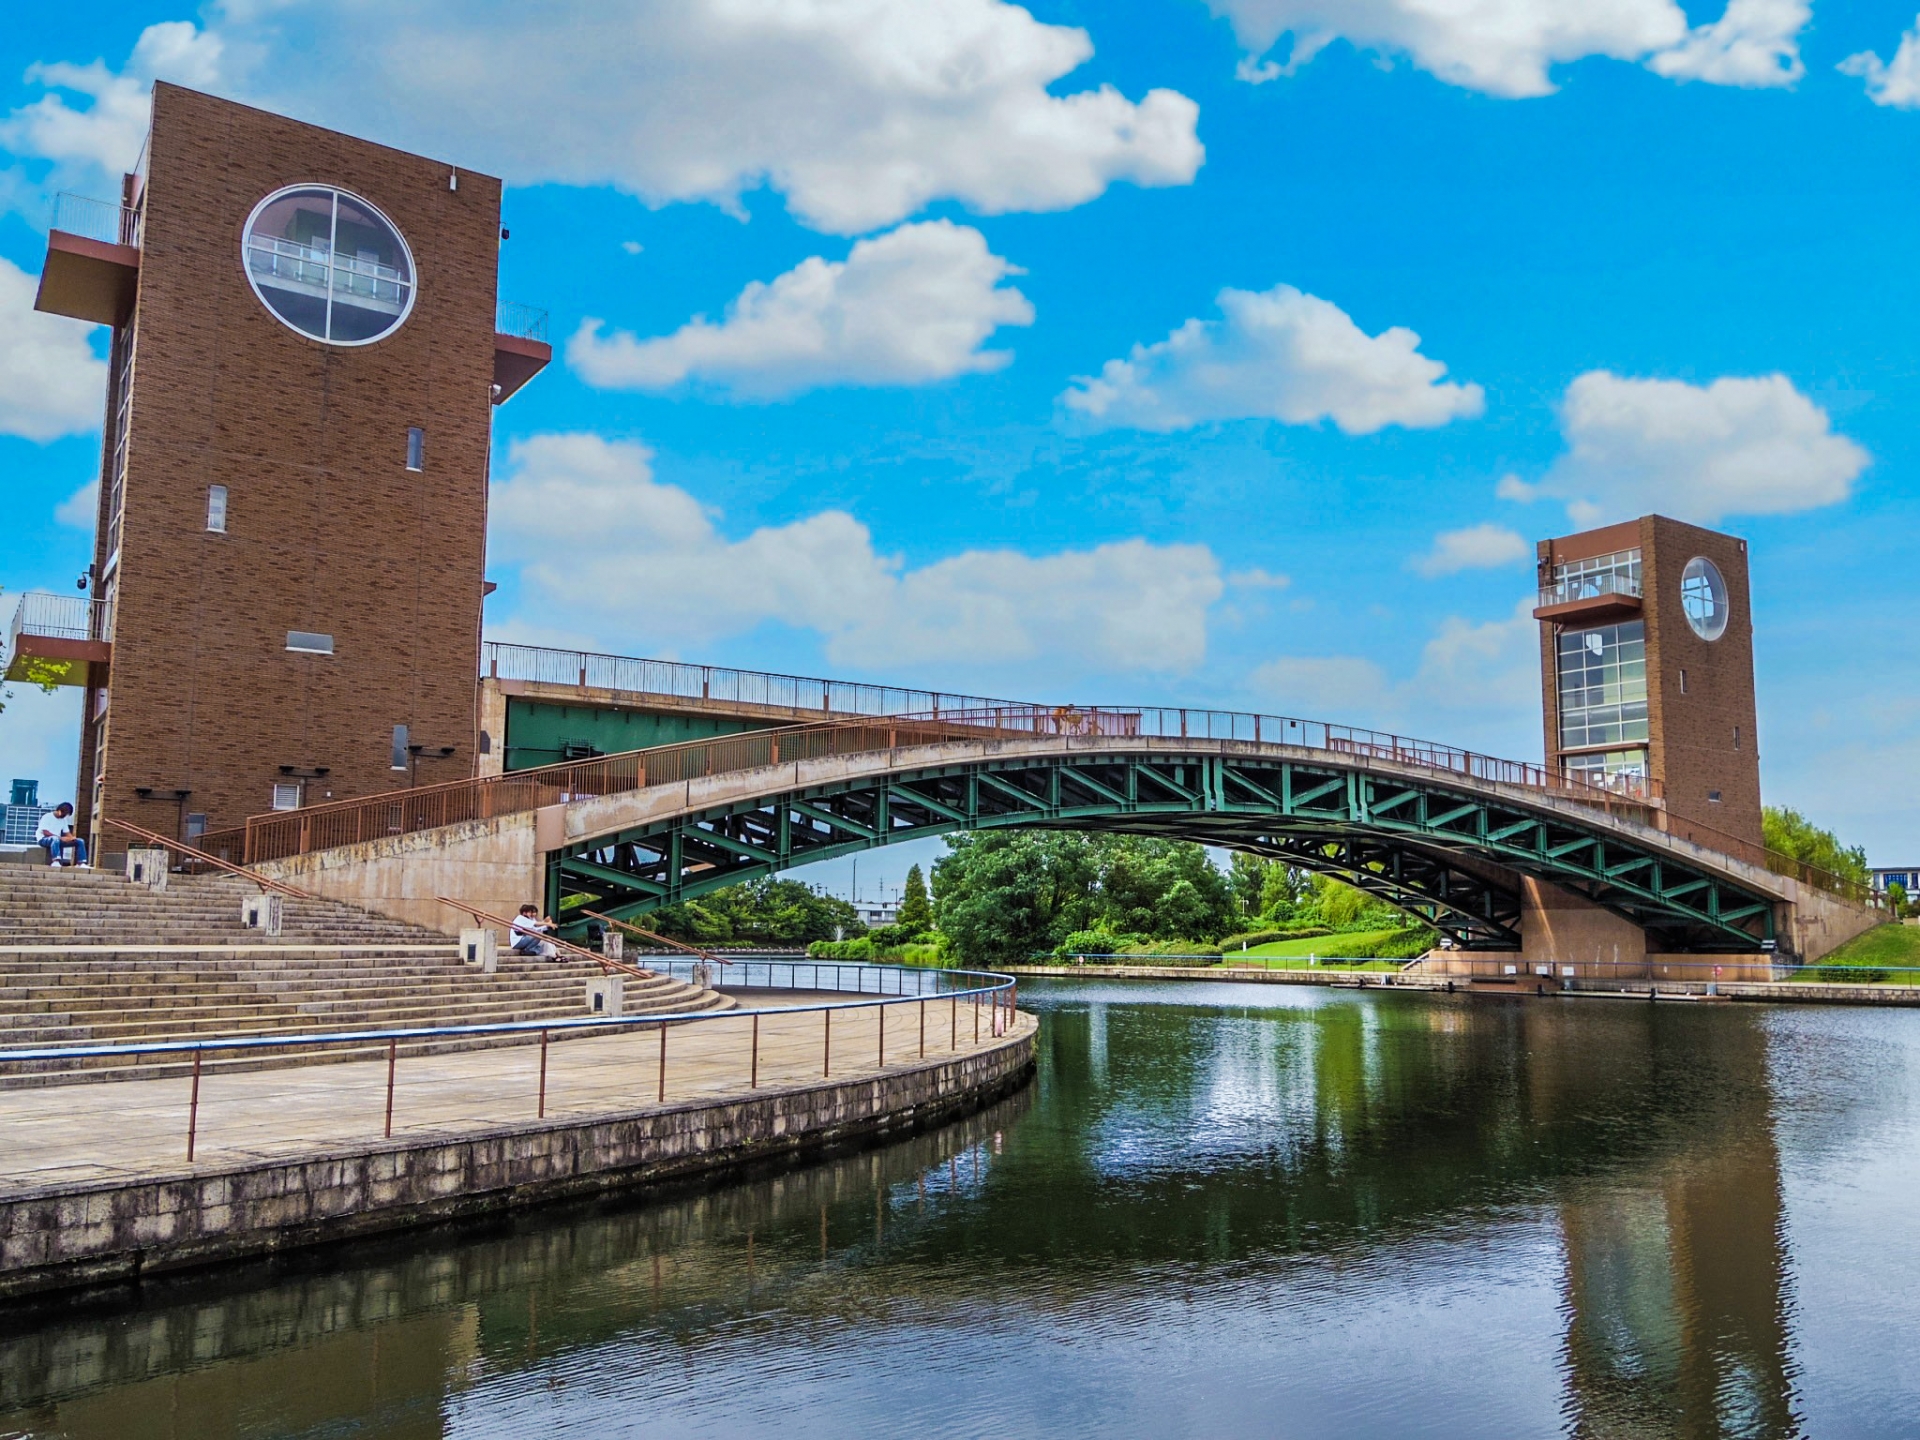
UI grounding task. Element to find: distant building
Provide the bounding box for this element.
[854,900,900,928]
[2,779,49,846]
[1871,866,1919,897]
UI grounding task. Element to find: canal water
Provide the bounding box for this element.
[4,979,1919,1439]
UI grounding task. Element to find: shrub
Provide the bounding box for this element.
[807,937,872,960]
[1218,926,1331,950]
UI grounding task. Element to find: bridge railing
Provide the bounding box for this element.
[483,640,1023,720]
[207,703,1873,905]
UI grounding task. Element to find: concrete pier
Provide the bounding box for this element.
[0,1003,1035,1299]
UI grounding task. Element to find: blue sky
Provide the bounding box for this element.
[2,0,1917,892]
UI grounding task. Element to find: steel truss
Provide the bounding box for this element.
[549,753,1777,952]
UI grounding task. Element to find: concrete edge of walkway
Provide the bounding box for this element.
[0,1015,1036,1301]
[1003,964,1920,1006]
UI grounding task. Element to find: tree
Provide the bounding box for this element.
[897,862,933,935]
[1763,806,1869,886]
[0,587,66,718]
[647,878,862,945]
[1888,881,1909,918]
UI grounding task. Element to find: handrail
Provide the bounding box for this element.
[102,816,320,901]
[580,908,730,965]
[0,960,1017,1064]
[435,896,657,982]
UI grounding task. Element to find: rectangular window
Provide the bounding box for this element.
[406,427,425,472]
[185,812,207,840]
[271,783,302,811]
[1556,621,1649,751]
[391,723,410,771]
[1679,668,1687,695]
[1734,725,1741,750]
[286,631,334,655]
[1708,790,1723,803]
[206,485,228,533]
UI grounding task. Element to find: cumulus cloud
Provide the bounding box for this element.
[1060,284,1482,435]
[488,434,1224,674]
[569,221,1034,397]
[1515,371,1869,526]
[1411,524,1531,578]
[5,5,1201,235]
[0,258,107,441]
[1840,16,1920,108]
[1249,600,1540,736]
[1205,0,1804,97]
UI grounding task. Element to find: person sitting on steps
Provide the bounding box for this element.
[36,804,88,868]
[510,904,560,960]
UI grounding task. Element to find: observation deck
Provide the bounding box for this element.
[1533,570,1643,625]
[33,194,141,326]
[3,592,112,688]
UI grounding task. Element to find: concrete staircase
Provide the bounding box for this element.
[0,867,730,1085]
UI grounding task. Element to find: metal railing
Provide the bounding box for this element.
[6,592,113,667]
[1537,570,1643,609]
[216,702,1872,902]
[0,962,1019,1166]
[484,641,1022,719]
[51,192,141,247]
[496,301,549,344]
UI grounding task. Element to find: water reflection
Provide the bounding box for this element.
[2,982,1904,1439]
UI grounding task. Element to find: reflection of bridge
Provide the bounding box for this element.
[211,647,1880,968]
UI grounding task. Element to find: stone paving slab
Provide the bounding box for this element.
[0,993,1011,1196]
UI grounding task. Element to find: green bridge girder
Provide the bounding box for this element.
[546,750,1780,953]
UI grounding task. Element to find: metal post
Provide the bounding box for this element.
[751,1013,760,1090]
[951,996,957,1050]
[658,1021,667,1103]
[974,993,980,1044]
[878,1003,885,1068]
[384,1038,397,1138]
[538,1029,549,1118]
[919,999,926,1059]
[824,1008,832,1077]
[186,1049,202,1162]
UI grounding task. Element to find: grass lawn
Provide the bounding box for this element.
[1809,924,1920,981]
[1219,930,1411,970]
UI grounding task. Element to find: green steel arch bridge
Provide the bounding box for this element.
[234,698,1876,961]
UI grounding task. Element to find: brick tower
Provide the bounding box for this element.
[31,83,547,857]
[1533,515,1762,849]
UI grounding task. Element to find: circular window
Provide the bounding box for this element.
[242,185,415,345]
[1680,556,1729,640]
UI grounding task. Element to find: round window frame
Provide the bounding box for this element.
[240,183,418,348]
[1680,556,1729,642]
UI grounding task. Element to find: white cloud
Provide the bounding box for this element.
[0,258,107,442]
[1204,0,1804,98]
[54,480,98,528]
[0,21,221,185]
[0,681,83,803]
[1060,284,1482,435]
[1840,16,1920,108]
[1411,523,1531,577]
[1648,0,1807,87]
[488,433,1224,674]
[1248,599,1540,741]
[6,5,1201,235]
[568,221,1034,397]
[1523,371,1869,526]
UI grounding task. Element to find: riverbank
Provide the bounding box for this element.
[1003,963,1920,1006]
[0,1007,1035,1300]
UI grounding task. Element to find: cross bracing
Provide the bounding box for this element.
[547,751,1778,953]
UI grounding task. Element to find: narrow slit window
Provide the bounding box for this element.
[1678,668,1687,695]
[391,723,410,770]
[206,485,228,533]
[1734,725,1741,750]
[406,427,424,472]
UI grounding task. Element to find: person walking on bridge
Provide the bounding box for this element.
[510,904,560,961]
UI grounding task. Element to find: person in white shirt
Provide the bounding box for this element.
[510,904,559,960]
[36,804,87,867]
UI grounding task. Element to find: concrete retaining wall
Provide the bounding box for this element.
[0,1018,1034,1299]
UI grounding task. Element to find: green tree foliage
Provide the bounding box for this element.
[0,588,66,717]
[933,833,1239,964]
[646,879,863,946]
[897,862,933,934]
[1763,805,1869,886]
[1227,853,1314,921]
[1887,881,1909,918]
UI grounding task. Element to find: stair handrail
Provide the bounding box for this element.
[101,816,321,901]
[435,896,663,984]
[579,908,732,966]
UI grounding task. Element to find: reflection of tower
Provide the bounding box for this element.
[1554,1014,1796,1437]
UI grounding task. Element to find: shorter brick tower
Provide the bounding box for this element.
[31,84,548,856]
[1533,515,1761,849]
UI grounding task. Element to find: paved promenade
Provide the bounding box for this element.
[1,993,1011,1197]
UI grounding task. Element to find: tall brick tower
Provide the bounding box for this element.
[31,84,547,856]
[1532,515,1762,849]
